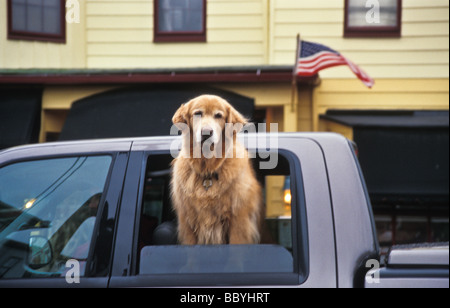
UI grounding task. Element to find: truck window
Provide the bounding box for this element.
[0,156,112,279]
[137,152,301,277]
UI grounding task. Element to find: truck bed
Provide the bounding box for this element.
[366,242,449,288]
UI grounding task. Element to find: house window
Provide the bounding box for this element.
[344,0,402,38]
[154,0,207,43]
[7,0,66,43]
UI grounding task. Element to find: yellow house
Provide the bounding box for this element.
[1,0,448,137]
[0,0,447,137]
[0,0,449,250]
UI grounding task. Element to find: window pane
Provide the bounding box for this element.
[265,176,292,250]
[375,215,393,245]
[431,217,449,243]
[26,0,43,33]
[138,153,295,276]
[0,156,112,279]
[395,216,428,245]
[43,0,61,35]
[186,10,203,31]
[348,0,398,27]
[158,0,204,32]
[374,215,393,262]
[11,0,27,32]
[10,0,63,38]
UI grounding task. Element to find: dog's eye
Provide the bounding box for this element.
[215,113,223,119]
[193,111,203,117]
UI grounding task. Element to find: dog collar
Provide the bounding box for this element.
[203,173,219,191]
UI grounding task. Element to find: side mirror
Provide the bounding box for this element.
[28,236,53,269]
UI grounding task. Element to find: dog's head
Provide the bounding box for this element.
[172,95,248,154]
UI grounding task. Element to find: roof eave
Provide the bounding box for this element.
[0,66,318,85]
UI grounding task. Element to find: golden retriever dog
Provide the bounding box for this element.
[171,95,262,245]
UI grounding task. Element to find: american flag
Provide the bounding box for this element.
[296,40,375,88]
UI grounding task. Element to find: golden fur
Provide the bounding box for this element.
[171,95,262,245]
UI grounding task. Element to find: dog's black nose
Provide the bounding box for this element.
[201,127,213,142]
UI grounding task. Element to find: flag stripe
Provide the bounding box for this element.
[299,54,346,70]
[298,61,347,76]
[300,54,344,68]
[343,57,375,88]
[297,40,374,88]
[298,58,347,72]
[299,51,342,64]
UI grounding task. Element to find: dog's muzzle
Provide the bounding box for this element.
[201,127,214,143]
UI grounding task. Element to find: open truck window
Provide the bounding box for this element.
[135,151,307,284]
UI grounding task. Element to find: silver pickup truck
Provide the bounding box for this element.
[0,133,448,288]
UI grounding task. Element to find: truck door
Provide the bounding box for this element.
[110,136,337,288]
[0,149,130,288]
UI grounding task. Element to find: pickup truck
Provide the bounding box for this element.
[0,133,448,288]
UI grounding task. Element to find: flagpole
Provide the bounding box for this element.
[291,34,300,113]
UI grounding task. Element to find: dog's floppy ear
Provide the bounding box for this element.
[172,103,188,126]
[227,106,248,126]
[226,105,249,136]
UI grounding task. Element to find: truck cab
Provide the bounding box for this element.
[0,133,447,288]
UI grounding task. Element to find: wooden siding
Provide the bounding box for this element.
[0,1,86,69]
[85,0,268,68]
[270,0,449,79]
[1,0,448,79]
[313,78,450,131]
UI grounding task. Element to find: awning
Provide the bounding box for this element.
[320,110,449,129]
[0,67,318,85]
[0,88,42,150]
[59,85,255,141]
[321,110,449,204]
